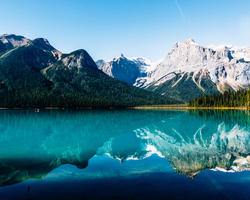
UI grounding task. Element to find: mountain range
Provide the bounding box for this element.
[97,39,250,103]
[0,34,174,108]
[0,34,249,107]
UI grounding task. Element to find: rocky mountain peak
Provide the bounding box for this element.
[174,38,197,49]
[96,59,105,67]
[183,38,196,45]
[32,38,55,51]
[62,49,97,69]
[0,34,31,50]
[31,37,62,60]
[166,38,238,66]
[97,54,152,85]
[0,34,62,60]
[113,53,127,62]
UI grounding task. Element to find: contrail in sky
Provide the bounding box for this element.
[175,0,185,19]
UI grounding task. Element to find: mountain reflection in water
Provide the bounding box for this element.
[0,110,249,188]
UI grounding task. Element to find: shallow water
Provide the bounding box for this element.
[0,110,249,200]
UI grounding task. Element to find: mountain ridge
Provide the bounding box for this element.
[96,53,151,85]
[98,39,250,103]
[0,34,175,108]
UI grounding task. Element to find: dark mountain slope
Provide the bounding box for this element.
[0,34,177,108]
[146,72,218,103]
[44,50,176,107]
[0,45,56,91]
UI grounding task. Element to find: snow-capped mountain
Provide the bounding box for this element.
[2,34,249,103]
[96,54,151,85]
[139,39,250,102]
[209,45,250,62]
[98,39,250,103]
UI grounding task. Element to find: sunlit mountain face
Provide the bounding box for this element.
[0,110,249,188]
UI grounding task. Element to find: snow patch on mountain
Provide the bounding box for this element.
[98,39,249,95]
[208,45,250,62]
[141,39,250,93]
[97,54,153,85]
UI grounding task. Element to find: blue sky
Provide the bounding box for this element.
[0,0,250,61]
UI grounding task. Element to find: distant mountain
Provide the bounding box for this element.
[43,50,172,107]
[142,39,250,102]
[208,45,250,62]
[98,39,250,103]
[2,34,248,106]
[0,34,174,108]
[96,54,151,85]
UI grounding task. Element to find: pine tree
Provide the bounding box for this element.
[188,88,249,108]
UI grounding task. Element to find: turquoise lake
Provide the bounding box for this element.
[0,110,249,200]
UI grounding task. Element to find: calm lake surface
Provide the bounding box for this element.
[0,109,249,200]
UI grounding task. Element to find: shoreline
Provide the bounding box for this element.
[131,106,249,110]
[0,106,248,111]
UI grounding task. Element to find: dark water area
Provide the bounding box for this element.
[0,110,249,200]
